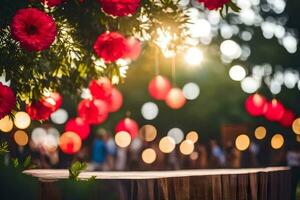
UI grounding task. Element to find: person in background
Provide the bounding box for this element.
[88,128,108,171]
[208,140,225,168]
[287,143,300,200]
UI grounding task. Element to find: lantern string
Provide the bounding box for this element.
[171,56,176,86]
[155,47,160,75]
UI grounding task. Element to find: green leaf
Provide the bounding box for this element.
[0,142,9,155]
[228,1,241,12]
[12,158,19,169]
[69,161,87,181]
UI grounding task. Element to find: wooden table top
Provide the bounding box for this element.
[24,167,289,181]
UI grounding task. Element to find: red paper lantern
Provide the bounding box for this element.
[89,77,113,100]
[78,99,109,125]
[106,88,123,112]
[279,109,295,127]
[245,94,267,116]
[148,75,171,100]
[124,37,141,61]
[264,99,285,121]
[65,118,91,140]
[165,88,186,109]
[26,101,53,120]
[41,92,62,112]
[115,118,139,139]
[59,131,82,154]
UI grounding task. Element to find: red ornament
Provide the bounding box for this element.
[123,37,141,61]
[59,131,82,154]
[78,99,108,125]
[65,118,91,140]
[279,109,295,127]
[245,94,267,116]
[115,117,139,138]
[41,0,63,7]
[165,88,186,109]
[0,83,16,119]
[11,8,57,51]
[26,101,53,120]
[148,75,172,100]
[89,77,113,100]
[264,99,285,121]
[97,0,141,17]
[40,92,62,112]
[93,32,128,63]
[106,88,123,112]
[197,0,230,10]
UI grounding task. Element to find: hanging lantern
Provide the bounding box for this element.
[165,88,186,109]
[115,117,139,139]
[65,118,91,140]
[279,109,295,127]
[89,77,113,100]
[78,99,109,125]
[124,37,141,61]
[245,94,267,116]
[264,99,285,121]
[148,75,171,100]
[59,131,82,154]
[106,88,123,112]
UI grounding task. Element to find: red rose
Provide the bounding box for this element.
[26,101,53,120]
[41,0,63,7]
[97,0,140,17]
[11,8,57,51]
[0,83,16,119]
[93,32,128,62]
[197,0,230,10]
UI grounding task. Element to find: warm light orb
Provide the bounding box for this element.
[235,134,250,151]
[271,134,284,149]
[14,130,29,146]
[115,131,132,148]
[189,152,199,160]
[148,75,171,100]
[292,118,300,135]
[186,131,199,143]
[0,116,14,133]
[180,140,194,155]
[254,126,267,140]
[229,65,246,81]
[141,148,157,164]
[14,112,31,129]
[140,124,157,142]
[159,136,176,153]
[184,47,203,66]
[59,131,82,154]
[165,88,186,109]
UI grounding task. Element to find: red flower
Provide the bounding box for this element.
[26,101,53,121]
[97,0,140,17]
[89,77,113,100]
[197,0,230,10]
[41,0,63,7]
[93,32,128,62]
[11,8,57,51]
[0,83,16,119]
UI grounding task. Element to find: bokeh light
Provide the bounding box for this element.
[184,47,203,65]
[186,131,199,143]
[14,112,31,129]
[59,131,82,154]
[141,148,157,164]
[235,134,250,151]
[229,65,246,81]
[271,134,284,149]
[189,151,199,160]
[220,40,241,60]
[0,116,14,133]
[254,126,267,140]
[31,127,47,146]
[115,131,132,148]
[182,82,200,100]
[179,140,194,155]
[140,124,157,142]
[159,136,176,153]
[141,102,159,120]
[241,77,260,93]
[168,128,184,144]
[14,130,29,146]
[43,134,59,152]
[51,108,69,125]
[292,118,300,135]
[165,88,186,109]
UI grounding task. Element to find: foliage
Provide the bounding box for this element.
[0,142,9,155]
[11,156,37,170]
[68,161,95,181]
